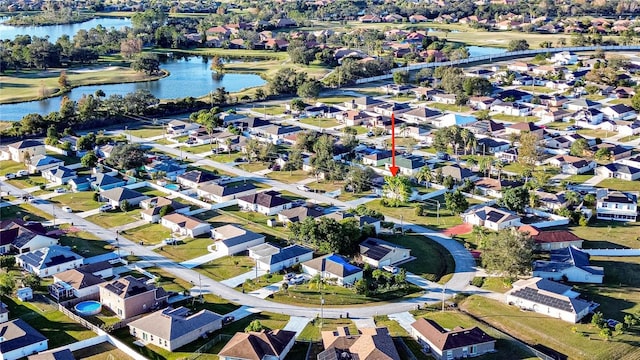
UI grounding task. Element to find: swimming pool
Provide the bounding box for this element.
[165,184,180,191]
[74,301,102,316]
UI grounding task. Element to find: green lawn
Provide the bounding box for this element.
[564,173,595,184]
[317,95,356,105]
[0,204,53,221]
[209,151,242,163]
[184,144,216,154]
[344,125,369,135]
[155,237,214,263]
[461,295,640,360]
[543,121,573,130]
[0,160,25,176]
[570,220,640,249]
[298,318,358,342]
[196,255,255,281]
[136,186,170,198]
[382,234,455,283]
[50,192,101,212]
[367,198,464,231]
[609,98,632,106]
[4,296,96,348]
[59,230,113,257]
[429,102,472,113]
[516,85,556,94]
[128,126,166,138]
[238,273,284,292]
[124,223,172,245]
[618,135,640,143]
[299,117,340,128]
[86,209,142,228]
[6,174,47,189]
[577,128,613,138]
[237,162,268,173]
[596,178,640,192]
[220,204,276,226]
[266,169,311,184]
[491,114,539,123]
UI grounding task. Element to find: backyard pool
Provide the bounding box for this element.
[75,301,102,316]
[165,184,180,191]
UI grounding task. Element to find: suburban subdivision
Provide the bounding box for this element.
[1,1,640,360]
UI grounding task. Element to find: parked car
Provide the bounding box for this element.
[289,274,307,285]
[163,238,179,245]
[284,273,295,281]
[55,188,66,193]
[366,131,374,137]
[383,265,399,274]
[296,185,311,192]
[62,206,73,213]
[436,152,450,161]
[222,316,235,325]
[16,170,28,177]
[99,204,113,212]
[5,173,16,179]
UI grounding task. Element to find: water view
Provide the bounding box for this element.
[0,17,132,42]
[467,46,508,58]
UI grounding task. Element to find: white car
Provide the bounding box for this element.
[99,204,113,212]
[383,265,399,274]
[296,185,311,192]
[16,170,29,177]
[289,274,307,285]
[55,188,67,193]
[5,173,16,179]
[62,206,73,213]
[163,238,179,245]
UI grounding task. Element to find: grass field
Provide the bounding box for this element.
[86,208,142,228]
[196,255,255,281]
[0,203,53,221]
[127,125,166,138]
[0,66,164,104]
[6,174,47,189]
[124,223,172,245]
[266,169,311,183]
[299,117,340,128]
[570,220,640,249]
[577,128,613,139]
[155,237,213,262]
[596,178,640,192]
[50,191,101,212]
[382,234,456,283]
[618,134,640,143]
[0,160,25,176]
[367,197,467,231]
[428,102,472,113]
[59,229,113,257]
[491,114,540,123]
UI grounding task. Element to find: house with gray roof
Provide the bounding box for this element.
[128,306,222,351]
[42,166,77,185]
[506,277,596,323]
[100,187,149,208]
[237,190,293,216]
[28,348,74,360]
[140,196,190,223]
[212,224,265,256]
[277,206,323,224]
[177,170,219,189]
[383,155,426,176]
[359,237,411,268]
[533,246,604,283]
[411,318,495,360]
[249,243,313,273]
[439,164,477,183]
[595,163,640,181]
[197,182,257,203]
[0,319,48,360]
[302,254,363,286]
[26,155,64,174]
[7,140,45,163]
[463,206,521,231]
[16,245,84,277]
[91,173,126,191]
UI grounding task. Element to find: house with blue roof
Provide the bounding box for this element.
[42,166,77,185]
[26,155,64,174]
[249,243,314,273]
[302,254,363,286]
[69,176,92,191]
[145,160,187,181]
[92,173,126,191]
[16,245,84,277]
[533,246,604,284]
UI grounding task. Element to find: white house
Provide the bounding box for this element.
[533,246,604,284]
[212,224,265,256]
[41,166,77,185]
[490,101,531,117]
[197,182,257,203]
[237,191,293,216]
[100,187,149,208]
[506,278,594,323]
[0,319,48,360]
[601,104,637,121]
[26,155,64,174]
[12,234,58,254]
[462,206,521,231]
[7,140,45,163]
[596,190,638,222]
[595,163,640,181]
[140,197,190,223]
[167,120,201,137]
[411,318,496,360]
[359,237,411,268]
[618,121,640,136]
[177,170,219,189]
[301,254,363,286]
[248,243,313,272]
[550,51,578,65]
[161,213,211,238]
[16,245,84,277]
[49,263,112,300]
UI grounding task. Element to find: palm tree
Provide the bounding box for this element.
[225,137,233,155]
[565,190,581,206]
[416,166,434,189]
[493,161,504,181]
[529,191,540,209]
[460,128,473,156]
[399,123,408,138]
[478,157,491,178]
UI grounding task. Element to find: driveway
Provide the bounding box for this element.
[388,312,417,334]
[248,281,284,299]
[353,317,377,329]
[179,246,226,269]
[283,316,313,337]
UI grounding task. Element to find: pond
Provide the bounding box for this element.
[467,46,508,58]
[0,56,266,121]
[0,16,132,42]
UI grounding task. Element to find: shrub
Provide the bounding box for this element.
[93,192,99,201]
[579,216,589,227]
[471,277,485,287]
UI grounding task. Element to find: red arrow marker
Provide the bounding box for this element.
[389,113,399,177]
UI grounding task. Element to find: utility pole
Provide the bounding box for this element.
[52,203,55,226]
[115,230,120,258]
[441,285,446,312]
[199,273,203,301]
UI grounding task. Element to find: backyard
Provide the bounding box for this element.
[382,234,456,283]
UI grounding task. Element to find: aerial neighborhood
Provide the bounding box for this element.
[1,1,640,360]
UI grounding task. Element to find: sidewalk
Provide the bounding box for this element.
[283,316,313,337]
[248,281,285,299]
[388,312,417,334]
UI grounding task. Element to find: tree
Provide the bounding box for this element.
[595,148,612,161]
[347,166,375,193]
[120,38,143,59]
[463,77,492,96]
[632,92,640,111]
[498,186,529,213]
[481,228,534,278]
[445,189,469,215]
[77,132,96,151]
[570,139,590,157]
[624,314,638,329]
[290,98,306,111]
[382,176,412,207]
[22,273,41,290]
[507,39,530,52]
[106,143,146,170]
[0,273,16,301]
[159,205,173,217]
[518,132,539,173]
[0,255,15,269]
[58,70,69,88]
[443,175,455,190]
[245,320,265,332]
[591,311,605,328]
[393,71,409,85]
[120,200,130,212]
[416,166,434,189]
[81,151,98,168]
[132,53,161,75]
[254,88,265,100]
[297,80,322,100]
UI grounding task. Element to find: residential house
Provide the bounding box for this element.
[359,237,411,268]
[463,206,521,231]
[411,87,442,100]
[373,102,411,117]
[166,120,200,137]
[400,107,442,124]
[212,224,265,256]
[546,155,596,175]
[128,307,222,351]
[505,122,544,138]
[337,110,370,126]
[361,149,394,167]
[41,166,77,185]
[474,178,523,198]
[619,155,640,169]
[218,330,296,360]
[592,144,632,160]
[0,219,48,254]
[507,62,532,72]
[595,163,640,181]
[466,120,505,135]
[490,102,531,117]
[26,155,64,174]
[464,69,495,79]
[248,243,313,272]
[91,173,126,191]
[505,277,595,323]
[237,191,293,216]
[563,98,602,112]
[8,140,45,163]
[27,349,74,360]
[618,121,640,136]
[0,319,48,360]
[550,51,578,65]
[601,104,637,121]
[17,245,84,277]
[534,190,569,211]
[302,254,363,286]
[596,190,637,222]
[535,109,571,123]
[324,212,382,234]
[476,138,510,155]
[161,213,211,238]
[384,155,426,176]
[533,246,604,283]
[277,206,323,224]
[140,197,190,223]
[68,175,90,191]
[145,160,186,181]
[495,89,533,103]
[431,93,457,105]
[519,225,584,251]
[469,96,498,110]
[253,125,303,145]
[99,275,168,319]
[411,318,496,360]
[319,327,401,360]
[12,233,58,254]
[344,96,384,111]
[197,182,257,203]
[100,187,149,208]
[409,14,428,23]
[432,114,477,129]
[439,164,477,183]
[495,148,519,163]
[49,262,112,300]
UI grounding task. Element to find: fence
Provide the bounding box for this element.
[59,293,100,308]
[44,144,68,156]
[58,305,103,333]
[184,334,232,360]
[353,45,640,84]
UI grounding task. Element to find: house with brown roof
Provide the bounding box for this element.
[473,178,523,198]
[49,262,112,300]
[218,329,296,360]
[411,318,496,359]
[518,225,583,251]
[128,306,222,351]
[319,326,400,360]
[212,224,265,256]
[160,213,210,238]
[505,122,544,138]
[237,190,293,216]
[99,275,168,319]
[140,197,190,223]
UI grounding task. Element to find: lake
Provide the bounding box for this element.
[0,57,266,121]
[0,17,132,42]
[467,46,508,57]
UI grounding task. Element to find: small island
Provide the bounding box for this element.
[3,8,94,26]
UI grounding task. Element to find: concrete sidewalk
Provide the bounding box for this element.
[248,281,284,299]
[388,312,417,334]
[283,316,313,337]
[224,305,261,321]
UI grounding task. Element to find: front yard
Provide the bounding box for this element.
[50,192,101,212]
[85,208,142,229]
[298,318,358,342]
[0,204,53,221]
[196,255,255,281]
[155,237,214,262]
[59,227,113,257]
[266,169,311,184]
[299,117,340,128]
[0,160,25,176]
[124,223,172,245]
[367,198,466,231]
[596,178,640,192]
[382,234,455,283]
[570,220,640,249]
